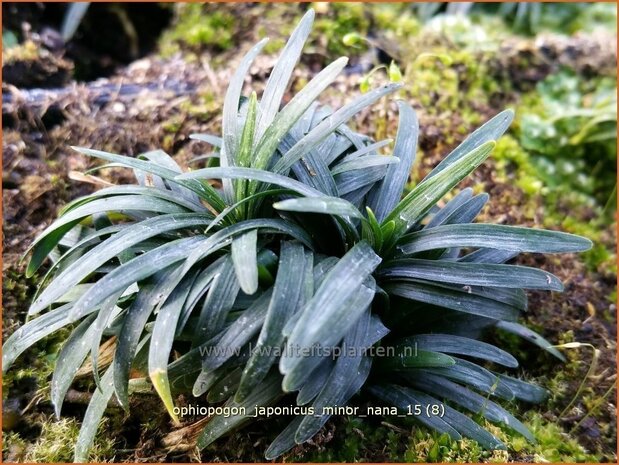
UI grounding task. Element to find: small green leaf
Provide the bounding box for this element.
[388,61,403,82]
[342,32,363,47]
[359,75,371,93]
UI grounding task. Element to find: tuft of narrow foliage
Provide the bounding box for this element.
[3,10,591,462]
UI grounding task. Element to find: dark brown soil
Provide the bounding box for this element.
[2,2,172,82]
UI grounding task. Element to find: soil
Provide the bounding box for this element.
[2,2,172,82]
[1,15,616,464]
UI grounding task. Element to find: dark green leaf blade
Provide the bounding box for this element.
[74,366,116,462]
[368,101,419,222]
[398,334,518,368]
[3,303,81,372]
[378,258,563,290]
[428,109,513,179]
[384,281,520,321]
[196,372,284,449]
[274,83,401,174]
[273,196,364,219]
[495,321,566,361]
[68,236,206,321]
[177,167,322,198]
[252,57,349,172]
[71,147,225,211]
[409,373,535,441]
[231,230,259,295]
[236,242,306,402]
[368,384,462,440]
[384,141,496,236]
[26,196,189,280]
[30,213,211,315]
[257,9,314,138]
[398,224,593,255]
[281,241,381,381]
[51,314,97,417]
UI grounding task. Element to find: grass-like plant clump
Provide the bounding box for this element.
[2,10,592,462]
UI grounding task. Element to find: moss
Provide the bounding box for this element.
[263,37,286,55]
[158,4,237,56]
[569,3,617,34]
[286,407,604,462]
[2,272,71,406]
[178,91,220,122]
[392,21,615,277]
[19,418,115,463]
[398,47,508,133]
[2,269,37,314]
[554,216,616,274]
[3,431,27,462]
[3,40,40,64]
[493,134,543,197]
[262,415,427,462]
[404,430,496,462]
[311,2,371,57]
[373,5,421,39]
[162,117,183,134]
[522,412,601,462]
[422,15,501,50]
[405,411,603,462]
[492,129,616,274]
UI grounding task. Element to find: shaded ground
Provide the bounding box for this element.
[2,3,617,463]
[2,2,172,82]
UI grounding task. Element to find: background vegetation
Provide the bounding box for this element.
[2,2,616,462]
